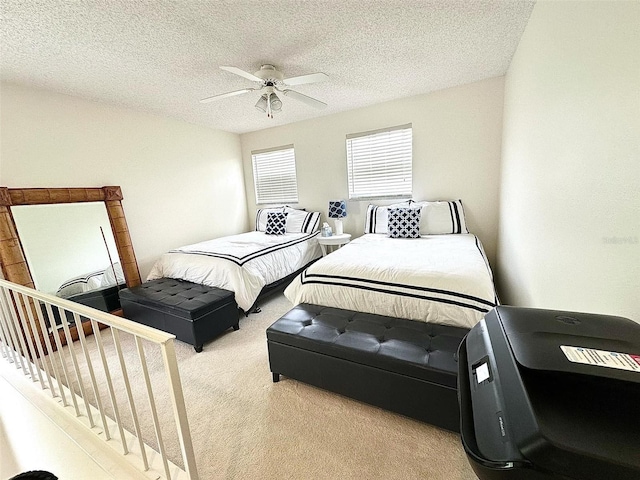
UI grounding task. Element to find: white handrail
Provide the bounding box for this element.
[2,280,174,343]
[0,278,199,480]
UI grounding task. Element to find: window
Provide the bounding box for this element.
[346,124,412,200]
[252,145,299,205]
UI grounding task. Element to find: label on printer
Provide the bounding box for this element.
[561,345,640,372]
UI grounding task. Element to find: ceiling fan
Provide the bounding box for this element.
[200,64,328,118]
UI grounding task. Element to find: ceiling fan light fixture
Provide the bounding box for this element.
[255,94,268,113]
[256,92,282,118]
[269,93,282,112]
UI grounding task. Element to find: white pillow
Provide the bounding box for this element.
[364,200,468,235]
[419,200,468,234]
[284,207,321,233]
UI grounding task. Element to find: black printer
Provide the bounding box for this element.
[458,306,640,480]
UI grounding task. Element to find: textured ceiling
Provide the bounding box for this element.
[1,1,535,134]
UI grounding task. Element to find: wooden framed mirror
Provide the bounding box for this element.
[0,186,141,349]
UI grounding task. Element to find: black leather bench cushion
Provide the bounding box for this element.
[67,284,122,312]
[119,278,234,321]
[267,304,469,388]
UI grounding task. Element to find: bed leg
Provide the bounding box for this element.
[272,372,280,383]
[233,322,240,331]
[242,304,262,316]
[194,345,203,353]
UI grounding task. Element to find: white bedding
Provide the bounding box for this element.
[147,231,322,311]
[56,263,125,298]
[284,234,497,329]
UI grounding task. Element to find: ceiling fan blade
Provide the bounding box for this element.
[281,89,327,109]
[220,66,262,83]
[282,72,329,86]
[200,88,256,103]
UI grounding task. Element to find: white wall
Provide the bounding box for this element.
[0,83,247,279]
[498,1,640,320]
[240,76,505,267]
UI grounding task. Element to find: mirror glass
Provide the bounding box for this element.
[11,202,124,301]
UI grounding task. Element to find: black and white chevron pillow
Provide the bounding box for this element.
[387,208,421,238]
[265,212,288,235]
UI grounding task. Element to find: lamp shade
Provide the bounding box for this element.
[328,200,347,218]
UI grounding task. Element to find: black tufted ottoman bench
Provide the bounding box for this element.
[267,304,469,432]
[119,278,239,352]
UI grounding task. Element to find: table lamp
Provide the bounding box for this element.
[328,200,347,235]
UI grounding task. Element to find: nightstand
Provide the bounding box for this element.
[318,233,351,256]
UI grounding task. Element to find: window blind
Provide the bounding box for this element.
[346,124,412,199]
[252,145,299,204]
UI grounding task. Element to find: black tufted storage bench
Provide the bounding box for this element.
[267,304,469,432]
[119,278,239,352]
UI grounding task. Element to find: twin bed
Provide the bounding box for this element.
[147,207,322,312]
[56,262,125,298]
[294,199,497,330]
[285,232,496,329]
[48,263,126,325]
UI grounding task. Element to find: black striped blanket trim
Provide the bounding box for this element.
[57,270,104,291]
[300,271,496,313]
[169,231,320,266]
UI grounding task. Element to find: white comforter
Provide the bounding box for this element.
[284,234,497,329]
[148,231,321,311]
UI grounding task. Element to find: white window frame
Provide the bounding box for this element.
[252,145,299,205]
[346,124,413,200]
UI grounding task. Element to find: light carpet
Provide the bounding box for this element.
[51,293,478,480]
